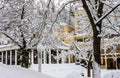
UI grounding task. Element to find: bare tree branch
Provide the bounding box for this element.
[95,3,120,24]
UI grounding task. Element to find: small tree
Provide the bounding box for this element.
[0,0,41,68]
[71,39,93,77]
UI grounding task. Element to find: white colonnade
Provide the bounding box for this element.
[0,48,71,65]
[0,50,18,65]
[40,49,71,64]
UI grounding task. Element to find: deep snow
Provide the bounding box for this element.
[30,63,87,78]
[0,62,54,78]
[0,62,120,78]
[30,63,120,78]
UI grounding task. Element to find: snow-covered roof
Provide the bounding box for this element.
[73,33,90,38]
[0,44,19,51]
[0,44,12,48]
[37,35,68,51]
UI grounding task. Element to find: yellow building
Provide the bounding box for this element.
[54,7,120,69]
[55,24,75,44]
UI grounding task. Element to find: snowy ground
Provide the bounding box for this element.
[30,63,120,78]
[102,69,120,78]
[30,63,86,78]
[0,62,54,78]
[0,62,120,78]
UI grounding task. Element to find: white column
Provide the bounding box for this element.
[15,50,17,65]
[29,51,31,63]
[62,50,64,64]
[105,48,107,69]
[44,50,46,64]
[49,49,51,64]
[1,52,3,63]
[57,50,59,64]
[41,51,42,64]
[10,50,12,65]
[31,50,34,64]
[38,52,42,72]
[5,51,8,64]
[115,51,117,69]
[68,50,71,63]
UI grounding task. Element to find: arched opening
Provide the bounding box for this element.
[117,58,120,69]
[107,58,116,69]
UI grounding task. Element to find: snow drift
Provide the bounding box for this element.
[0,63,54,78]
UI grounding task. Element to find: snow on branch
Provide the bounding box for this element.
[49,0,77,32]
[95,3,120,25]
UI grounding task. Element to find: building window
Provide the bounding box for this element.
[77,39,83,42]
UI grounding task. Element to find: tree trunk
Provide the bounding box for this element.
[87,61,91,77]
[81,0,103,78]
[92,31,101,78]
[92,1,103,77]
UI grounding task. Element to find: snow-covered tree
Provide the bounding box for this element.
[36,0,79,72]
[0,0,40,68]
[0,0,78,68]
[80,0,120,78]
